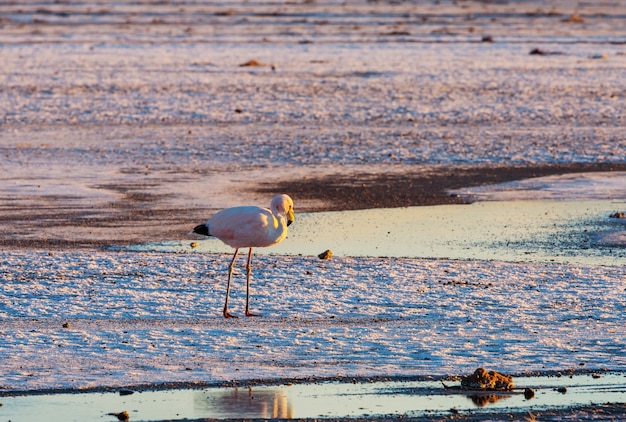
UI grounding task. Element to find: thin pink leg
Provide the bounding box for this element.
[245,248,260,317]
[223,249,239,318]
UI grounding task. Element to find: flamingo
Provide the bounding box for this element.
[193,194,295,318]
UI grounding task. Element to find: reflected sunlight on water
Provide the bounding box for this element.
[131,200,626,266]
[2,373,625,421]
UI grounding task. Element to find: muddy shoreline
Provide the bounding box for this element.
[0,368,617,396]
[260,162,626,211]
[3,162,626,250]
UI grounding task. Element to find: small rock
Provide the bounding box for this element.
[461,368,514,391]
[529,48,563,56]
[589,53,608,60]
[592,373,601,379]
[190,242,198,248]
[557,386,567,394]
[481,35,493,43]
[318,249,333,259]
[108,411,130,421]
[610,212,625,219]
[524,387,535,399]
[239,59,263,67]
[119,389,135,396]
[562,13,585,23]
[215,10,236,16]
[62,322,70,329]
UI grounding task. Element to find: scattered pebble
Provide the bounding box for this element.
[108,411,129,421]
[239,59,263,67]
[562,13,586,23]
[190,242,198,248]
[62,322,70,329]
[529,48,564,56]
[524,387,535,399]
[119,389,135,396]
[610,212,625,219]
[557,386,567,394]
[318,249,333,259]
[481,35,493,42]
[214,10,236,16]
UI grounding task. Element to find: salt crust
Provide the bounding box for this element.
[1,251,624,391]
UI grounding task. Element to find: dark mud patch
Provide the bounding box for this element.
[259,163,626,212]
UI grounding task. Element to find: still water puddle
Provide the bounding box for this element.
[131,200,626,266]
[2,373,625,421]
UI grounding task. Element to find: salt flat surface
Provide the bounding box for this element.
[1,250,625,391]
[1,0,626,398]
[1,0,626,228]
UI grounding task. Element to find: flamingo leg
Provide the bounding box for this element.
[245,248,260,317]
[224,248,239,318]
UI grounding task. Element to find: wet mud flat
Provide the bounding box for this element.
[2,371,626,421]
[3,162,626,250]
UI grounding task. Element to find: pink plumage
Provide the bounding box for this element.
[205,204,288,249]
[193,194,295,318]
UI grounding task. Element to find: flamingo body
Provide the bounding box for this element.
[193,194,294,318]
[200,205,288,249]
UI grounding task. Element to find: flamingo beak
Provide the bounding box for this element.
[287,208,295,227]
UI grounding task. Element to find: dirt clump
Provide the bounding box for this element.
[461,367,514,391]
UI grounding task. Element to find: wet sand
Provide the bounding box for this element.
[262,162,626,211]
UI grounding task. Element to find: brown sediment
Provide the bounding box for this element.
[259,162,626,211]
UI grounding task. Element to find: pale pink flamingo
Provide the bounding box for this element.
[193,194,295,318]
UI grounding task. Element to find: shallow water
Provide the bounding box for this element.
[132,200,626,266]
[2,373,625,421]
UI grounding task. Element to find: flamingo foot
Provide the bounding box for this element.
[245,311,261,317]
[223,310,238,318]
